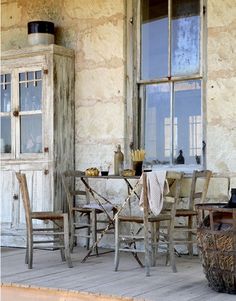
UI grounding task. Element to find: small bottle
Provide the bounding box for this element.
[228,188,236,208]
[114,144,124,176]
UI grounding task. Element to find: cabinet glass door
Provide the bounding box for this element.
[0,74,12,154]
[19,71,42,154]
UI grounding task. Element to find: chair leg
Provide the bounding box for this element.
[59,222,66,262]
[144,222,150,277]
[151,222,157,266]
[28,228,33,269]
[25,235,28,264]
[91,209,98,255]
[86,213,91,250]
[188,216,193,256]
[168,220,177,273]
[114,215,120,271]
[63,214,73,268]
[70,212,75,252]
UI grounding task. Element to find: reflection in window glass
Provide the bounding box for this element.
[1,74,11,112]
[174,80,202,165]
[144,83,170,164]
[20,114,42,153]
[19,81,42,111]
[141,0,168,79]
[171,0,200,76]
[0,117,11,153]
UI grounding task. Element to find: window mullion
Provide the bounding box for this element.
[170,81,174,165]
[168,0,172,78]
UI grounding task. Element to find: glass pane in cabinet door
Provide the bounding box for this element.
[19,71,42,111]
[0,117,11,153]
[1,74,11,112]
[20,114,42,153]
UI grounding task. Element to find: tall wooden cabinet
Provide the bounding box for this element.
[1,45,75,246]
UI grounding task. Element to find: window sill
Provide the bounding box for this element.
[150,164,203,175]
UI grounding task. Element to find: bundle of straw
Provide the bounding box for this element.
[131,149,145,162]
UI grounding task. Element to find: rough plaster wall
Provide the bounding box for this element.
[207,0,236,173]
[1,0,236,249]
[1,0,125,173]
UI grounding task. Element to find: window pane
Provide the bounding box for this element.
[20,114,42,153]
[171,0,200,76]
[19,81,42,111]
[1,74,11,112]
[0,117,11,153]
[174,80,202,165]
[141,0,168,80]
[144,83,170,164]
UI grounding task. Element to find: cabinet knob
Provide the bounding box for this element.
[13,194,18,200]
[44,169,49,175]
[13,110,19,117]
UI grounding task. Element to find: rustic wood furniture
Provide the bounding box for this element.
[173,170,212,255]
[16,172,72,269]
[114,171,183,276]
[1,45,74,247]
[62,171,119,252]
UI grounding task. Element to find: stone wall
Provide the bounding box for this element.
[1,0,125,173]
[2,0,236,174]
[207,0,236,173]
[1,1,236,248]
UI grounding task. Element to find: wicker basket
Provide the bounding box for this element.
[196,203,236,294]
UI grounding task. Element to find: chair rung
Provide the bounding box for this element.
[33,245,64,249]
[33,240,61,243]
[118,248,144,253]
[120,235,144,240]
[33,227,61,231]
[33,231,65,235]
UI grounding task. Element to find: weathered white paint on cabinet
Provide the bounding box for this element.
[1,45,74,247]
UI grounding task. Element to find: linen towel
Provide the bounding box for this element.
[139,171,169,216]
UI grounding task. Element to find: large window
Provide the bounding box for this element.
[138,0,204,167]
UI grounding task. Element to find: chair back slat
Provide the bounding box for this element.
[62,171,90,216]
[16,172,32,228]
[190,170,212,209]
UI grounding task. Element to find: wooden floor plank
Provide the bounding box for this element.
[1,247,234,301]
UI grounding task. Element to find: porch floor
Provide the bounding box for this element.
[1,247,234,301]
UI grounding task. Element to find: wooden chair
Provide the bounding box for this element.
[16,172,72,269]
[62,171,117,252]
[173,170,212,256]
[114,171,183,276]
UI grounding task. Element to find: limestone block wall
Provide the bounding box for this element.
[207,0,236,173]
[1,0,236,248]
[1,0,125,173]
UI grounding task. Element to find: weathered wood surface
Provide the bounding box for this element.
[1,247,236,301]
[1,45,74,247]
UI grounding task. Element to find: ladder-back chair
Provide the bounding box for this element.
[62,170,117,252]
[114,171,183,276]
[16,172,72,269]
[173,170,212,255]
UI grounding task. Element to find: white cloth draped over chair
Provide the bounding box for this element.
[139,171,169,216]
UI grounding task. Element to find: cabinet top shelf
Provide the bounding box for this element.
[1,44,74,60]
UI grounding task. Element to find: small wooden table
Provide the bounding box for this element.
[78,174,141,262]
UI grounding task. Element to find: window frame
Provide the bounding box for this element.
[126,0,207,170]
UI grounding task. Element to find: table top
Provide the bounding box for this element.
[80,174,140,180]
